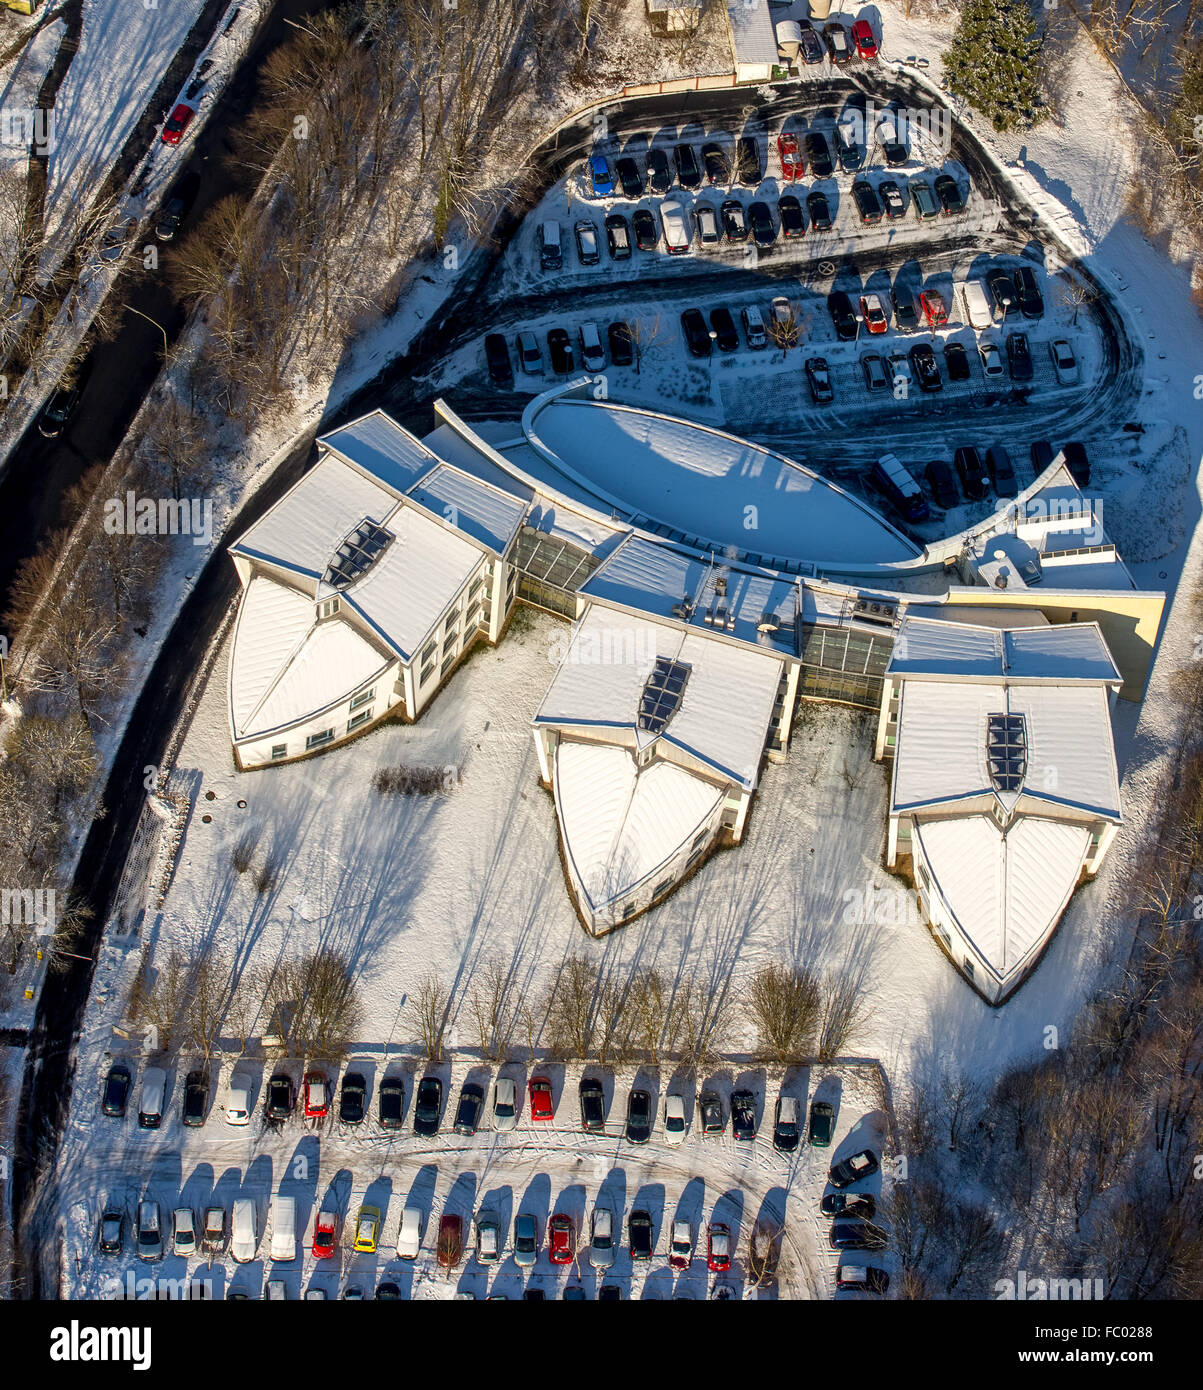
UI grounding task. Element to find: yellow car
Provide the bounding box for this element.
[353,1205,380,1253]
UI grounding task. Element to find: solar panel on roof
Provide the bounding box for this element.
[322,518,394,589]
[638,656,691,735]
[986,712,1027,792]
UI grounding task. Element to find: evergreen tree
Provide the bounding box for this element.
[943,0,1045,133]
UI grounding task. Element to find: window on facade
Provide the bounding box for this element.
[317,597,340,619]
[443,630,458,654]
[350,687,375,712]
[691,828,709,851]
[305,728,334,750]
[422,638,437,664]
[347,709,372,732]
[652,877,674,899]
[271,744,287,760]
[469,576,483,600]
[621,902,638,920]
[440,651,456,676]
[963,959,975,981]
[420,662,435,686]
[465,602,482,628]
[444,607,461,633]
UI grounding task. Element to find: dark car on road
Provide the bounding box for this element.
[182,1070,208,1127]
[879,180,906,220]
[1006,331,1033,381]
[910,178,939,220]
[1063,440,1091,486]
[808,1100,835,1147]
[821,1192,877,1219]
[155,170,199,241]
[628,1209,654,1260]
[851,179,882,224]
[484,332,512,387]
[702,142,730,185]
[778,194,805,238]
[925,458,960,508]
[266,1074,294,1121]
[798,23,824,64]
[646,147,671,194]
[632,207,659,250]
[608,320,635,366]
[877,117,908,166]
[379,1077,405,1129]
[37,360,90,438]
[604,212,631,260]
[986,445,1019,497]
[720,198,747,242]
[710,306,738,353]
[580,1077,607,1132]
[1012,264,1044,318]
[773,1096,800,1152]
[829,1148,880,1188]
[828,290,858,341]
[837,1263,890,1293]
[824,21,851,63]
[698,1089,725,1135]
[616,155,643,198]
[806,356,834,403]
[748,201,775,246]
[804,131,833,178]
[731,1089,757,1141]
[986,269,1014,316]
[574,219,600,266]
[547,327,573,374]
[339,1071,366,1124]
[673,142,701,189]
[891,285,918,331]
[98,1210,124,1255]
[909,342,942,392]
[736,135,761,185]
[954,445,990,501]
[807,189,832,230]
[452,1082,484,1136]
[943,341,971,381]
[934,172,967,214]
[626,1087,652,1143]
[413,1076,442,1136]
[830,1220,888,1251]
[681,307,712,358]
[102,1064,131,1117]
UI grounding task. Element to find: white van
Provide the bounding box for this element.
[579,322,605,373]
[396,1205,423,1259]
[231,1198,257,1264]
[961,278,994,329]
[660,198,691,255]
[539,220,562,271]
[742,304,767,349]
[138,1067,167,1129]
[269,1195,297,1262]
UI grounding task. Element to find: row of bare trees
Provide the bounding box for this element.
[407,953,873,1066]
[129,944,362,1060]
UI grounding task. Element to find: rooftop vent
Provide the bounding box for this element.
[852,596,898,626]
[670,594,695,622]
[757,611,781,633]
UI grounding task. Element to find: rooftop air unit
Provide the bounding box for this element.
[851,596,898,626]
[671,595,695,621]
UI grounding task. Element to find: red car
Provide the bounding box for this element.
[919,289,949,328]
[313,1209,337,1259]
[548,1212,574,1264]
[528,1076,554,1121]
[851,19,878,60]
[160,103,195,146]
[860,293,888,334]
[303,1071,328,1118]
[707,1221,731,1273]
[776,132,804,181]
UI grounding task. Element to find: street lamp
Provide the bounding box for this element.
[120,302,168,359]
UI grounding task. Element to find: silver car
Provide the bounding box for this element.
[493,1077,517,1132]
[589,1206,615,1270]
[476,1212,502,1264]
[136,1201,163,1261]
[514,1212,538,1268]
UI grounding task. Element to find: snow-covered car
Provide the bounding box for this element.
[574,220,600,266]
[978,339,1005,378]
[313,1208,337,1259]
[669,1219,692,1270]
[98,1210,124,1255]
[838,1263,890,1294]
[589,1206,615,1269]
[888,353,913,390]
[770,295,797,347]
[476,1211,502,1263]
[353,1205,380,1253]
[860,292,888,334]
[806,356,833,404]
[231,1199,257,1263]
[173,1207,197,1256]
[829,1148,880,1188]
[664,1092,688,1145]
[303,1071,328,1118]
[1048,338,1079,385]
[493,1076,518,1131]
[201,1206,226,1256]
[773,1095,800,1151]
[698,1089,724,1135]
[100,217,138,262]
[660,198,691,255]
[777,132,804,180]
[707,1222,731,1272]
[397,1205,423,1259]
[136,1202,162,1262]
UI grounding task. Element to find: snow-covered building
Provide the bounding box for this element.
[875,615,1123,1003]
[226,411,526,768]
[533,603,788,932]
[724,0,779,81]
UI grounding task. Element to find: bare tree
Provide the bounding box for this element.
[411,972,450,1060]
[296,948,362,1059]
[546,953,597,1058]
[744,963,821,1062]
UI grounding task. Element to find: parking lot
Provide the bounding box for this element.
[74,1057,890,1300]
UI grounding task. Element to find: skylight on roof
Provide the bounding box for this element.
[986,712,1027,793]
[638,656,691,735]
[322,518,394,590]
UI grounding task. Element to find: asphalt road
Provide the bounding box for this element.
[10,68,1143,1297]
